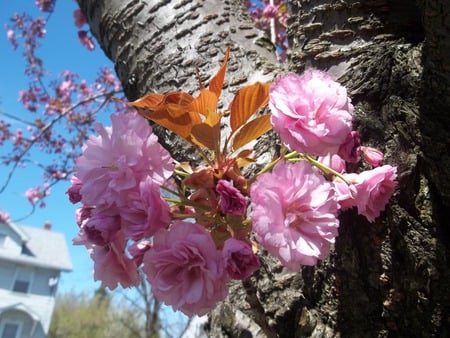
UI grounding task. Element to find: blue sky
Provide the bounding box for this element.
[0,1,113,293]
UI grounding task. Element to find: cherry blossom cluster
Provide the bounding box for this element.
[68,111,260,316]
[68,67,397,316]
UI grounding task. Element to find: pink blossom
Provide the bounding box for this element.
[263,5,278,18]
[57,80,74,98]
[128,240,152,266]
[353,165,397,222]
[90,231,141,289]
[49,169,67,179]
[78,30,95,51]
[317,154,346,174]
[338,131,360,162]
[361,146,384,167]
[30,18,46,38]
[81,208,121,246]
[13,129,23,145]
[6,29,14,41]
[332,175,358,210]
[67,176,83,204]
[74,112,174,206]
[6,29,17,49]
[119,176,171,241]
[25,186,49,205]
[215,179,248,216]
[100,67,116,86]
[0,209,10,223]
[222,238,260,279]
[73,9,86,28]
[250,161,339,270]
[78,80,92,96]
[19,88,39,112]
[269,70,353,156]
[35,0,54,12]
[75,206,93,227]
[142,221,228,316]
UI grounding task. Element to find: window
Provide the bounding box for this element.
[12,268,32,294]
[0,321,22,338]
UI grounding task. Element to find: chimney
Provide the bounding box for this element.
[43,222,52,230]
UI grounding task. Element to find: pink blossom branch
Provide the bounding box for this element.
[0,90,120,195]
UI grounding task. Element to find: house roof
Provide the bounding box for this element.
[4,220,30,242]
[0,221,73,272]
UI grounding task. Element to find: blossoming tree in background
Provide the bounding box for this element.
[67,51,397,316]
[1,1,130,220]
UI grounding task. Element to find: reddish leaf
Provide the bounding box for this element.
[131,93,164,110]
[189,89,218,116]
[232,114,272,150]
[209,47,230,98]
[191,122,221,151]
[163,92,195,117]
[131,91,200,140]
[191,111,221,150]
[229,82,270,132]
[139,109,201,139]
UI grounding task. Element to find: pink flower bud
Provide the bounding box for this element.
[78,30,95,51]
[73,9,87,28]
[361,146,384,167]
[67,176,83,204]
[216,179,248,216]
[317,154,346,174]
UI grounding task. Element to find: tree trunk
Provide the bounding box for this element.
[77,0,450,337]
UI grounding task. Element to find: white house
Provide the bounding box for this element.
[0,220,72,338]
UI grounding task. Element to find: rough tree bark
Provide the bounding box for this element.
[77,0,449,337]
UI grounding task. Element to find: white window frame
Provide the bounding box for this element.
[0,320,23,338]
[11,266,34,294]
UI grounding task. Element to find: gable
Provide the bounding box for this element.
[0,221,72,272]
[0,222,27,255]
